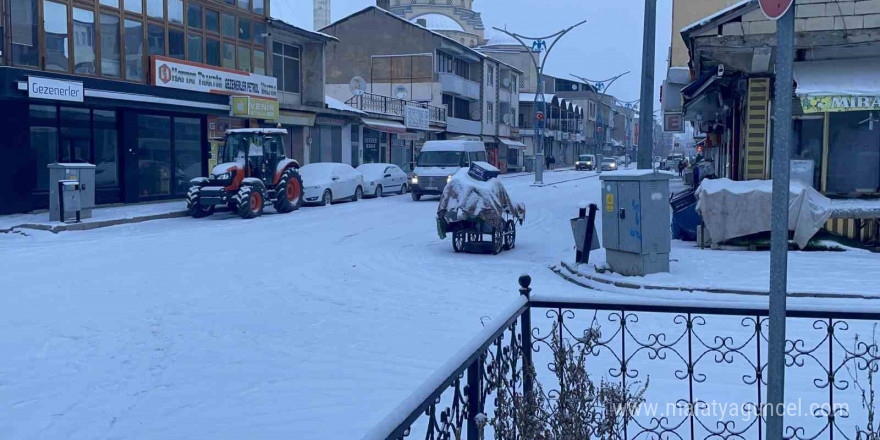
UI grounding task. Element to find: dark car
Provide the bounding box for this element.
[575,154,595,171]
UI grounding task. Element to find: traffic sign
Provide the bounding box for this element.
[536,111,545,121]
[759,0,794,20]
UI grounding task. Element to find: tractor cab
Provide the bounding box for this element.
[221,129,286,181]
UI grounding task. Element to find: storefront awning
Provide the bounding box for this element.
[498,137,527,149]
[361,117,407,134]
[279,111,316,127]
[794,59,880,97]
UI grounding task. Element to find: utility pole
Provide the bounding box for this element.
[494,21,586,184]
[570,72,630,166]
[636,0,656,170]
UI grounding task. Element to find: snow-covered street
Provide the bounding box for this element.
[4,169,880,440]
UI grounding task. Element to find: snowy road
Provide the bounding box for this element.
[1,170,601,440]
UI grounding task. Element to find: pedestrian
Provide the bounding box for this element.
[677,159,686,178]
[550,156,556,170]
[545,154,552,170]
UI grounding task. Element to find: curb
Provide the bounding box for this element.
[3,210,188,234]
[554,261,880,301]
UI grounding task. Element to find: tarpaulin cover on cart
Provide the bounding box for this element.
[437,168,525,231]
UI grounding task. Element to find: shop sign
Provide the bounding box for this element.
[664,112,684,132]
[315,116,346,126]
[28,76,83,102]
[152,56,278,100]
[397,132,423,141]
[230,96,279,120]
[404,105,430,130]
[801,95,880,114]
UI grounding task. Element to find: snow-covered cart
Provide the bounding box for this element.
[437,164,526,254]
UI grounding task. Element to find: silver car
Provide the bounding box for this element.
[601,158,618,171]
[356,163,409,198]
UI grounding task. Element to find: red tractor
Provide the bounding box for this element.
[186,128,303,219]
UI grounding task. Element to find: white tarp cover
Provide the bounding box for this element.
[437,168,525,233]
[695,178,833,248]
[794,59,880,96]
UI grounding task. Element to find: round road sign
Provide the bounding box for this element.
[536,111,545,121]
[759,0,794,20]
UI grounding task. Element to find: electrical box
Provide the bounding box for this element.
[48,163,96,222]
[600,170,673,276]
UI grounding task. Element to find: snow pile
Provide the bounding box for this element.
[437,168,525,231]
[830,198,880,219]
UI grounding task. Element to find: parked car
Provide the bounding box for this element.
[601,158,618,171]
[410,140,487,201]
[662,153,684,171]
[301,163,365,206]
[575,154,595,171]
[356,163,409,197]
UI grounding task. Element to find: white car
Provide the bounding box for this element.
[356,163,409,198]
[300,163,365,206]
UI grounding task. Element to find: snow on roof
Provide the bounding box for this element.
[681,0,756,34]
[519,93,556,103]
[411,14,465,32]
[325,96,367,115]
[421,140,486,152]
[267,18,339,42]
[226,128,288,135]
[600,169,675,178]
[481,29,520,47]
[794,59,880,97]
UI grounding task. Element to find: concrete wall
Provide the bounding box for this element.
[670,0,739,67]
[727,0,880,35]
[268,26,327,108]
[482,59,498,136]
[479,48,538,93]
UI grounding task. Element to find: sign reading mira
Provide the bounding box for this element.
[152,56,278,100]
[404,105,430,130]
[801,95,880,113]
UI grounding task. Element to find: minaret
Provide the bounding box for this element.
[314,0,331,30]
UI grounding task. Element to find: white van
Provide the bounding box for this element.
[410,140,488,201]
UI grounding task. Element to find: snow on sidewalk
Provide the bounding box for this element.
[0,200,187,232]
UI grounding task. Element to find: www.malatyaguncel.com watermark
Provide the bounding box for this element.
[612,399,848,421]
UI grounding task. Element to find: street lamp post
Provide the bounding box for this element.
[571,71,630,164]
[493,21,586,185]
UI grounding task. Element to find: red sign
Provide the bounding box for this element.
[536,111,545,121]
[759,0,794,20]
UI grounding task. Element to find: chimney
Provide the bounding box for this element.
[417,18,427,27]
[376,0,390,10]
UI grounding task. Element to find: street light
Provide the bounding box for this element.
[571,71,630,163]
[493,21,586,185]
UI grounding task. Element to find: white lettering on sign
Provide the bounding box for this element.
[28,77,84,102]
[152,56,278,100]
[404,105,430,130]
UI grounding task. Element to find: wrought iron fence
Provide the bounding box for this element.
[346,92,447,124]
[364,276,880,440]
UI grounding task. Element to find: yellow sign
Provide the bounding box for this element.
[605,193,614,212]
[801,95,880,114]
[230,96,279,120]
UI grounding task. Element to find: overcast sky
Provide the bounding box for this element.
[272,0,674,113]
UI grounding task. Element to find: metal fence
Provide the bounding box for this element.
[346,92,447,124]
[364,276,880,440]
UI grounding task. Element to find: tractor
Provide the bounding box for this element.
[186,128,303,219]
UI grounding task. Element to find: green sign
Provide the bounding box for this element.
[801,95,880,114]
[230,96,279,120]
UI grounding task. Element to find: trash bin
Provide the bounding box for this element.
[48,163,95,222]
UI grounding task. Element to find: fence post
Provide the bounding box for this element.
[519,275,533,402]
[466,359,482,440]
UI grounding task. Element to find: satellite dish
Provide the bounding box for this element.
[394,85,409,100]
[502,77,511,88]
[503,113,511,124]
[349,76,367,96]
[470,109,482,121]
[571,84,579,91]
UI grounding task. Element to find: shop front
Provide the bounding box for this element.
[361,117,407,165]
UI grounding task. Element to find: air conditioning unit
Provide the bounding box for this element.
[502,113,511,125]
[502,77,512,88]
[470,109,482,121]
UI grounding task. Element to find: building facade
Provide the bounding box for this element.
[389,0,485,48]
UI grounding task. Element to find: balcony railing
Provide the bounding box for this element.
[365,276,880,440]
[346,92,447,125]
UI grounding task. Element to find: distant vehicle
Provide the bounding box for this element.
[356,163,409,197]
[601,158,618,171]
[575,154,595,171]
[301,163,365,206]
[662,153,685,171]
[410,140,487,201]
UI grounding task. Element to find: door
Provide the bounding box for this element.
[383,166,398,191]
[617,181,642,254]
[329,165,348,199]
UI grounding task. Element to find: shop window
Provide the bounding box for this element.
[124,0,142,14]
[60,107,91,164]
[73,8,96,75]
[94,110,118,187]
[254,0,265,14]
[174,118,202,194]
[125,20,144,81]
[100,14,121,77]
[221,13,235,39]
[187,34,203,63]
[146,0,163,19]
[273,42,300,93]
[253,49,265,75]
[221,42,235,69]
[43,1,70,72]
[254,23,266,46]
[11,0,40,67]
[205,10,219,33]
[237,46,251,72]
[827,111,880,194]
[168,0,183,25]
[206,38,220,66]
[30,105,58,191]
[169,28,184,59]
[187,3,202,29]
[138,115,172,197]
[238,19,251,42]
[147,24,165,57]
[791,117,824,189]
[100,0,119,7]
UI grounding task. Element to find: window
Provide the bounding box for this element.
[168,0,183,25]
[205,10,219,33]
[100,0,119,6]
[254,23,266,46]
[94,110,118,187]
[273,42,301,93]
[187,3,202,29]
[30,105,58,191]
[488,66,495,86]
[138,115,172,197]
[60,107,91,164]
[174,118,202,194]
[253,49,265,75]
[100,14,121,77]
[223,0,234,5]
[487,103,494,124]
[73,8,96,74]
[238,0,249,10]
[124,0,142,14]
[238,19,251,41]
[237,46,251,72]
[206,38,220,66]
[169,28,184,59]
[44,1,69,72]
[221,42,235,68]
[254,0,265,14]
[827,111,880,194]
[454,97,469,120]
[147,0,163,19]
[147,24,165,57]
[125,20,144,81]
[187,34,203,63]
[221,13,235,38]
[11,0,40,67]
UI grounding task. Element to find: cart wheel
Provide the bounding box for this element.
[468,232,479,243]
[503,220,516,250]
[452,230,466,253]
[492,228,504,255]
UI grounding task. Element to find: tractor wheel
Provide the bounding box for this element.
[274,168,304,213]
[503,220,517,250]
[399,183,408,195]
[226,201,238,211]
[352,186,363,202]
[235,184,265,219]
[186,185,215,218]
[320,189,332,206]
[374,185,383,198]
[491,227,504,255]
[452,230,466,253]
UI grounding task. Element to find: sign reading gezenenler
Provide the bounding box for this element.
[28,77,84,103]
[151,56,278,100]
